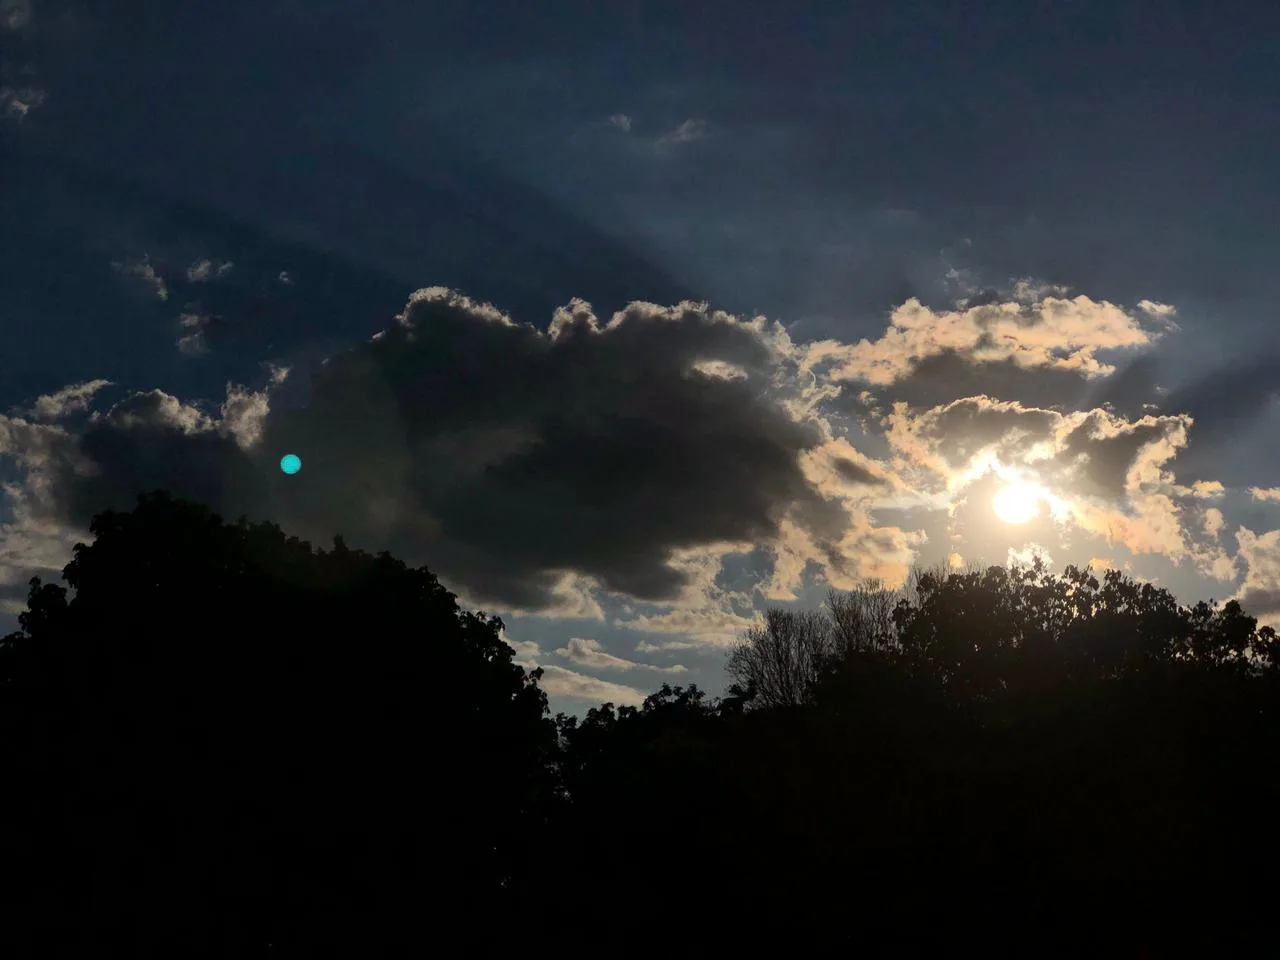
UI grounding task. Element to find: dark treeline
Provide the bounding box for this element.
[3,493,1280,954]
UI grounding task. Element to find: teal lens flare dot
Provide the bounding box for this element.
[280,453,302,475]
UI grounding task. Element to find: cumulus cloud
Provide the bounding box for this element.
[1251,487,1280,504]
[805,295,1158,387]
[1,280,1269,651]
[1203,508,1226,540]
[0,289,873,619]
[1008,543,1053,568]
[1235,527,1280,627]
[176,311,213,356]
[27,380,113,422]
[186,258,233,282]
[608,113,632,132]
[1137,299,1177,320]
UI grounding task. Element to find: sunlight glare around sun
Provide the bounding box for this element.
[993,482,1042,525]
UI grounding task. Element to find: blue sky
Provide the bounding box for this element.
[3,0,1280,712]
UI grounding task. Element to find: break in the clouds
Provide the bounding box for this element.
[2,281,1278,660]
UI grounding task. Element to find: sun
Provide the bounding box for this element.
[993,482,1042,525]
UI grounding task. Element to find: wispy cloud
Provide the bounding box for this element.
[112,256,169,301]
[553,637,687,674]
[655,118,708,149]
[0,0,30,31]
[1,85,45,120]
[186,258,233,282]
[27,380,113,422]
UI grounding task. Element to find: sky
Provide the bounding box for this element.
[3,0,1280,713]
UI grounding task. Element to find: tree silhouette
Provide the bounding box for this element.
[5,495,1280,953]
[0,492,556,956]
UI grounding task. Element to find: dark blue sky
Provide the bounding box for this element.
[4,0,1280,709]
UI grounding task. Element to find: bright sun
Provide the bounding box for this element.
[993,482,1043,524]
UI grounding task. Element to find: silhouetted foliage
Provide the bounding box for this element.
[0,492,556,955]
[5,496,1280,953]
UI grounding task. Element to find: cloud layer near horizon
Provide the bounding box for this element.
[4,281,1280,655]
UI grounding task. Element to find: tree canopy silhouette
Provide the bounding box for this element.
[0,492,556,955]
[5,494,1280,954]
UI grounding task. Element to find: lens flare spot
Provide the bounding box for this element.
[280,453,302,475]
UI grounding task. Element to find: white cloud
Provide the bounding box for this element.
[1008,543,1053,568]
[1,85,45,120]
[656,119,707,148]
[277,271,294,285]
[176,311,211,356]
[1137,300,1177,319]
[28,380,113,422]
[608,113,632,132]
[112,256,169,301]
[806,295,1158,386]
[1203,508,1226,540]
[186,258,233,282]
[1235,527,1280,626]
[1250,487,1280,504]
[515,662,647,706]
[553,636,687,674]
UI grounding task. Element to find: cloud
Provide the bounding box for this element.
[1203,508,1226,540]
[805,295,1159,387]
[515,662,647,706]
[2,280,1270,647]
[1188,480,1225,499]
[186,258,234,282]
[608,113,632,132]
[553,637,686,674]
[656,119,708,148]
[1137,299,1177,320]
[1251,487,1280,504]
[1,84,44,120]
[176,311,213,356]
[1235,527,1280,626]
[112,256,169,301]
[277,271,294,285]
[26,380,113,422]
[1,290,849,617]
[1008,543,1053,568]
[0,0,29,30]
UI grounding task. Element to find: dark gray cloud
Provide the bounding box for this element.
[18,289,826,611]
[1058,412,1168,499]
[878,351,1092,411]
